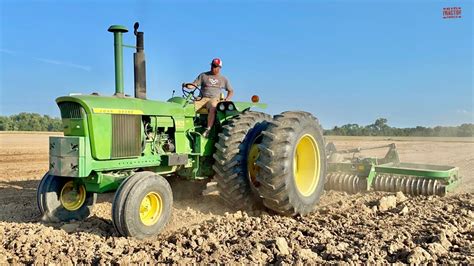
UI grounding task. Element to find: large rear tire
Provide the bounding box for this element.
[212,111,271,210]
[37,173,96,222]
[112,172,172,239]
[256,111,327,216]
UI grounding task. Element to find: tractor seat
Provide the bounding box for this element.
[196,107,208,114]
[194,99,209,114]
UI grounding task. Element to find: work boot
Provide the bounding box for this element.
[202,128,211,138]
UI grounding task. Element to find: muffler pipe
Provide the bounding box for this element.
[133,22,147,100]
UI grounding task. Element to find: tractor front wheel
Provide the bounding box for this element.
[112,172,172,239]
[36,173,96,222]
[256,111,327,216]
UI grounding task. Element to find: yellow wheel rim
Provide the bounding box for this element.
[139,192,162,226]
[60,181,87,211]
[293,134,320,197]
[247,144,260,185]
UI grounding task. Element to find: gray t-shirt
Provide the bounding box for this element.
[193,71,234,98]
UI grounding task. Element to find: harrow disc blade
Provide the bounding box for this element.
[325,173,365,194]
[373,174,446,196]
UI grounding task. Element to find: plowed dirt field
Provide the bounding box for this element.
[0,133,472,264]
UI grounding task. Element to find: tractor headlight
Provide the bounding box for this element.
[228,104,234,111]
[218,104,225,111]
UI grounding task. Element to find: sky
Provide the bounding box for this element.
[0,0,472,128]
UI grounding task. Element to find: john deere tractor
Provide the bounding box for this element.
[37,23,327,238]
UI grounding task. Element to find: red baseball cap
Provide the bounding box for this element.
[211,58,223,68]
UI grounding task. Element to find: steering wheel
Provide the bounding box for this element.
[182,83,202,101]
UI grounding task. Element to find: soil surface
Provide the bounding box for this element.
[0,133,473,264]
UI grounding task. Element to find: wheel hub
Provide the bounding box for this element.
[247,143,260,186]
[60,181,87,211]
[293,134,320,196]
[139,192,162,226]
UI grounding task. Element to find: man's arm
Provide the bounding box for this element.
[193,74,201,87]
[183,73,202,89]
[224,78,234,101]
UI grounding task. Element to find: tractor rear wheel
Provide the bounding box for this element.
[37,173,96,222]
[256,111,327,216]
[112,172,172,239]
[213,111,271,210]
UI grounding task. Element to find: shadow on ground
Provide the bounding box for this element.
[0,177,231,237]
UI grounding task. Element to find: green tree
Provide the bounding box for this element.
[0,116,12,130]
[0,113,62,132]
[325,118,473,137]
[458,124,474,137]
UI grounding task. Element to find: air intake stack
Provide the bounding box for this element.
[108,25,128,96]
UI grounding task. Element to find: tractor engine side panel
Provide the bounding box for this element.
[87,113,142,160]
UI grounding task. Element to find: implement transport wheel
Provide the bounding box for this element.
[112,172,172,239]
[213,111,271,210]
[36,173,96,222]
[256,111,327,216]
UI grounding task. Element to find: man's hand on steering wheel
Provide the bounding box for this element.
[182,83,198,90]
[181,83,201,101]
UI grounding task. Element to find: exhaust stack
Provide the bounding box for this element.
[133,22,147,99]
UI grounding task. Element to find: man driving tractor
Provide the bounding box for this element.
[183,58,234,138]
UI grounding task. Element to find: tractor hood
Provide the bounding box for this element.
[57,94,267,117]
[56,94,195,117]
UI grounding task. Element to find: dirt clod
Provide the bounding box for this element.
[378,195,397,211]
[298,248,319,260]
[427,243,448,256]
[396,191,408,203]
[408,247,432,264]
[60,223,79,233]
[336,242,349,251]
[434,231,452,249]
[275,237,290,255]
[399,205,409,215]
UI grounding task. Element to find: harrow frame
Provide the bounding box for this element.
[325,143,461,196]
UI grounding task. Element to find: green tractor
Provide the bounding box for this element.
[37,23,327,238]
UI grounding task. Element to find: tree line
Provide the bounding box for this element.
[0,113,473,137]
[0,113,62,131]
[324,118,474,137]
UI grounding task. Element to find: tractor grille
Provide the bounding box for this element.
[111,114,141,158]
[58,102,84,119]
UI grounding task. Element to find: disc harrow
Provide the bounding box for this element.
[325,143,460,196]
[372,174,446,196]
[325,173,364,194]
